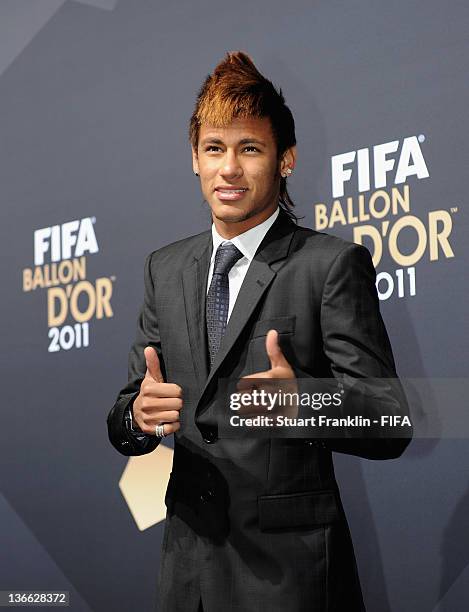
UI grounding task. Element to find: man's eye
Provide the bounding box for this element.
[243,146,259,152]
[206,146,221,152]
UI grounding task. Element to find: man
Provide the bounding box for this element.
[107,51,411,611]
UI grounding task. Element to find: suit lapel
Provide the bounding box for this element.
[182,233,212,390]
[196,210,297,411]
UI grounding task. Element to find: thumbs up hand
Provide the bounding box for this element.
[237,330,298,417]
[132,346,183,437]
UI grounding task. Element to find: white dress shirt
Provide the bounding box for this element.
[207,206,280,321]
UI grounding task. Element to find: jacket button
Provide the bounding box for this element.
[201,428,217,443]
[200,490,214,502]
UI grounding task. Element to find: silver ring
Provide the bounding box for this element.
[155,424,166,438]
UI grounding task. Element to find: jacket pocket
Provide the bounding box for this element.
[247,316,296,372]
[258,489,340,531]
[251,315,296,339]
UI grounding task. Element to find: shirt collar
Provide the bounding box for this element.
[211,206,280,263]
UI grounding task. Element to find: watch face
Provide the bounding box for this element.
[124,406,148,437]
[124,408,133,430]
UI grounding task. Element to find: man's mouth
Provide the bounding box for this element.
[215,187,249,201]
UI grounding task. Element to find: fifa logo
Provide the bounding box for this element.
[331,135,429,198]
[34,217,99,265]
[314,135,457,301]
[23,216,114,352]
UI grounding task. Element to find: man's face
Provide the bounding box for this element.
[192,117,293,237]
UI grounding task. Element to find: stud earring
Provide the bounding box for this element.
[194,172,199,176]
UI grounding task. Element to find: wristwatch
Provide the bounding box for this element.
[124,403,152,438]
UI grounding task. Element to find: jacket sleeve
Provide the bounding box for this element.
[304,242,412,459]
[106,251,162,456]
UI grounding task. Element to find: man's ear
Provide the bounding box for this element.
[279,144,297,176]
[192,146,199,175]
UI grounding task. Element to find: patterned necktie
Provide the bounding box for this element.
[206,242,243,368]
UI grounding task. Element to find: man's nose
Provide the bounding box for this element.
[220,149,242,179]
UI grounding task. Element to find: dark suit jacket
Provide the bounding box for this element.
[107,209,411,612]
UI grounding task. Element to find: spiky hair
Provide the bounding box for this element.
[189,51,297,220]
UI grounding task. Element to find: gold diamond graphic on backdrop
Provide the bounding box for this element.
[119,444,173,531]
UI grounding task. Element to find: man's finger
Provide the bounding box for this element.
[240,371,271,381]
[144,346,164,383]
[144,384,183,399]
[266,329,289,370]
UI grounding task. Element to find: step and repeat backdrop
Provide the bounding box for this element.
[0,1,468,611]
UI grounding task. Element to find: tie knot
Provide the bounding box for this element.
[213,242,243,276]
